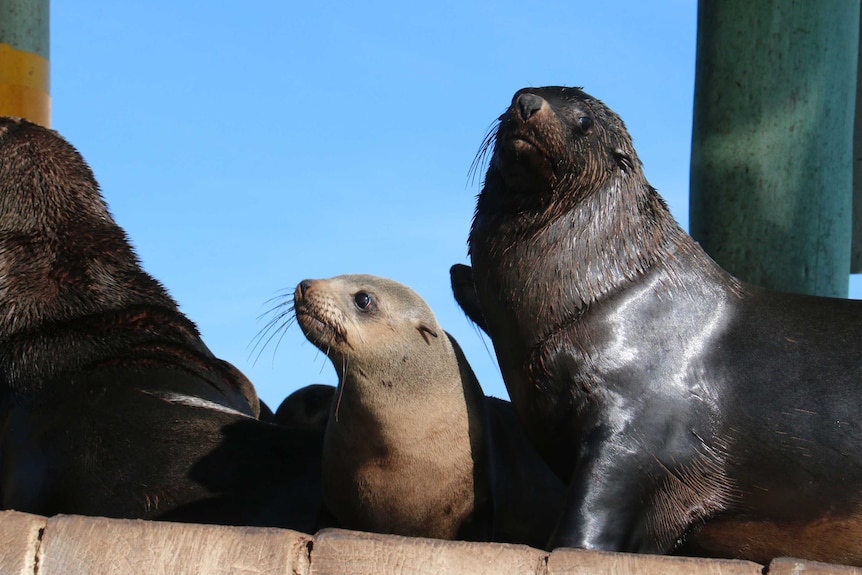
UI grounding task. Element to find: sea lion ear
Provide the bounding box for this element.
[415,321,439,345]
[613,147,635,173]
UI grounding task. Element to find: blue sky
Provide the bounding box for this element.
[49,2,861,408]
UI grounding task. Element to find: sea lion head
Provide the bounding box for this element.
[293,274,444,381]
[475,86,641,229]
[468,86,678,330]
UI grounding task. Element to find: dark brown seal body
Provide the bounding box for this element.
[0,117,319,526]
[274,384,335,433]
[464,86,862,564]
[294,274,494,541]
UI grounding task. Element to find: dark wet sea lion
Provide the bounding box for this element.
[158,416,325,534]
[274,383,335,433]
[0,117,280,521]
[463,86,862,564]
[483,394,566,549]
[293,274,494,541]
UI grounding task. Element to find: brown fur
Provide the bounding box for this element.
[687,512,862,566]
[293,274,492,540]
[0,117,258,413]
[0,117,265,520]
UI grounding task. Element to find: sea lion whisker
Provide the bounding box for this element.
[315,346,331,372]
[247,313,296,365]
[247,295,296,362]
[254,293,294,321]
[471,325,498,366]
[333,351,348,423]
[468,119,500,187]
[266,318,298,367]
[250,307,293,344]
[258,290,294,307]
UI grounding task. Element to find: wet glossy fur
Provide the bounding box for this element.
[463,87,862,565]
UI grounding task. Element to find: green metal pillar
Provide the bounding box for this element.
[0,0,49,126]
[853,7,862,274]
[690,0,859,297]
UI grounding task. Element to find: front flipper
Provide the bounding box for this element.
[550,423,731,554]
[550,434,663,552]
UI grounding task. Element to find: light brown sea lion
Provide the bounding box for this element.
[293,274,493,541]
[291,274,567,546]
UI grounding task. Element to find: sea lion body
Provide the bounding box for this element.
[274,384,335,433]
[0,117,310,524]
[293,274,493,540]
[483,395,566,549]
[271,376,565,547]
[464,87,862,564]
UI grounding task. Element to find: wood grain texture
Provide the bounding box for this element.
[0,510,46,575]
[310,528,546,575]
[547,548,763,575]
[767,557,862,575]
[37,514,311,575]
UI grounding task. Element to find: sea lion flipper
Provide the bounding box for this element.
[214,359,261,418]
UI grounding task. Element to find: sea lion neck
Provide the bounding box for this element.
[335,331,465,405]
[472,168,692,344]
[469,85,724,347]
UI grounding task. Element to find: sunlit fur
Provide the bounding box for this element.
[292,274,492,541]
[464,86,862,565]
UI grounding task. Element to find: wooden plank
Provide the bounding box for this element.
[38,515,312,575]
[309,528,546,575]
[547,548,763,575]
[0,510,47,575]
[767,557,862,574]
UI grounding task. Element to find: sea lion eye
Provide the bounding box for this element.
[577,116,593,131]
[353,291,373,311]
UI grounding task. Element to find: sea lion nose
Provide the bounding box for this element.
[298,279,314,297]
[515,92,546,122]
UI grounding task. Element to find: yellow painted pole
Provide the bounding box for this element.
[0,0,49,126]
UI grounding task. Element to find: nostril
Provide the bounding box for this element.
[516,93,545,122]
[299,279,313,296]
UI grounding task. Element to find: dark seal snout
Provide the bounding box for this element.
[515,92,546,122]
[296,279,315,301]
